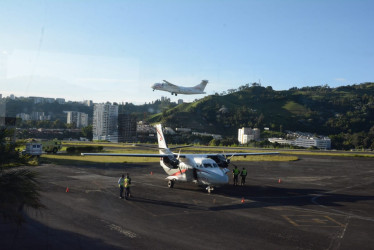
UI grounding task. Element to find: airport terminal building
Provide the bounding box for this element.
[268,135,331,150]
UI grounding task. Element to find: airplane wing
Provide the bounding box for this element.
[162,80,177,87]
[81,152,279,158]
[81,153,173,157]
[206,152,279,157]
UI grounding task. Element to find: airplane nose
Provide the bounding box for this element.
[151,83,160,89]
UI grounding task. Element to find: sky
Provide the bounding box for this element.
[0,0,373,104]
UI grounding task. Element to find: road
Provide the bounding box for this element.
[1,155,374,249]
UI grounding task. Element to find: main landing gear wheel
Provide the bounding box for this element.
[168,180,174,188]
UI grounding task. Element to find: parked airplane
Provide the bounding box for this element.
[151,80,208,96]
[82,124,279,193]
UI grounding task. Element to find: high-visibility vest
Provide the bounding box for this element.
[124,177,131,188]
[233,168,240,176]
[241,170,247,176]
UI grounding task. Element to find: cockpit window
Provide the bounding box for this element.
[203,163,212,168]
[212,163,218,168]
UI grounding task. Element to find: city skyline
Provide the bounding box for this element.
[1,0,373,104]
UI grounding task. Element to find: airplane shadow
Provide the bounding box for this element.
[129,197,209,211]
[210,184,374,211]
[124,184,374,213]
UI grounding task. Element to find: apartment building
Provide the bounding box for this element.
[93,103,118,142]
[66,111,89,128]
[238,127,260,144]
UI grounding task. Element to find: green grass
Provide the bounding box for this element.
[279,150,374,158]
[282,101,309,115]
[230,155,298,161]
[41,143,374,166]
[41,146,298,165]
[41,154,159,165]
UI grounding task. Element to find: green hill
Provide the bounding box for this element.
[148,83,374,144]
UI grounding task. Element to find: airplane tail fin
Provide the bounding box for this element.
[194,80,208,91]
[155,124,170,154]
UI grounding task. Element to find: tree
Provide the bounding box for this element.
[209,139,220,146]
[82,125,93,140]
[0,128,44,224]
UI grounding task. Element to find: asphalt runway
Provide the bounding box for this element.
[1,155,374,250]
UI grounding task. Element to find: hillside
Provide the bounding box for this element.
[148,83,374,139]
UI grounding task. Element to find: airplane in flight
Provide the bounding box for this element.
[82,124,278,193]
[151,80,208,96]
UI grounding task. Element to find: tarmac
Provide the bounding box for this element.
[1,155,374,250]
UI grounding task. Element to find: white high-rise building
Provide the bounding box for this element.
[83,100,93,107]
[93,103,118,142]
[66,111,89,128]
[238,127,260,144]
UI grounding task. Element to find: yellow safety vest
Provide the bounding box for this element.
[124,178,131,188]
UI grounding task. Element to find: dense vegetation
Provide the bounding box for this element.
[149,82,374,150]
[0,128,44,224]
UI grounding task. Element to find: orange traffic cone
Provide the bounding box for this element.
[150,171,153,175]
[66,187,69,193]
[278,178,281,183]
[241,197,245,203]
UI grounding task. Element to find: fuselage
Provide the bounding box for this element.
[151,83,206,95]
[160,154,229,186]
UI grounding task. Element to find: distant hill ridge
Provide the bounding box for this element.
[148,82,374,138]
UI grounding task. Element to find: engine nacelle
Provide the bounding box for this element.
[162,156,179,169]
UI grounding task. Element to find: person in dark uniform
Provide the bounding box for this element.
[240,167,247,186]
[118,174,125,199]
[232,166,240,186]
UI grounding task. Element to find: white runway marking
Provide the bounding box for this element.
[108,224,137,238]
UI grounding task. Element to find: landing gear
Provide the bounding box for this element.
[206,186,214,194]
[168,180,174,188]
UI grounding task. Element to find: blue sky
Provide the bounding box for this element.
[0,0,373,103]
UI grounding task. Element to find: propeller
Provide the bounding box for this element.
[222,152,237,168]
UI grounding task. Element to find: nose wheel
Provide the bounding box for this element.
[168,180,174,188]
[206,186,214,193]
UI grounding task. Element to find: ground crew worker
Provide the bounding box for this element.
[124,173,132,199]
[240,167,247,186]
[118,174,125,199]
[232,166,240,186]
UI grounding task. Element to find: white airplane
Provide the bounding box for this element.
[151,80,208,96]
[82,124,279,193]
